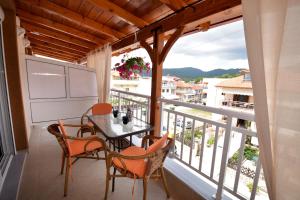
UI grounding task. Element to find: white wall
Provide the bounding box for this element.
[203,78,226,107]
[22,56,98,127]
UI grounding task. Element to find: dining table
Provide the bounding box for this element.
[87,113,153,151]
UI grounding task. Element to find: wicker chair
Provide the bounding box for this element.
[104,134,174,200]
[80,103,112,137]
[47,122,108,196]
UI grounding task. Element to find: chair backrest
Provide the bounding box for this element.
[146,133,169,154]
[91,103,112,115]
[58,120,74,156]
[146,137,174,176]
[47,123,69,155]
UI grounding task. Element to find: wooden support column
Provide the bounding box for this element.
[150,28,164,136]
[141,26,185,136]
[2,8,28,150]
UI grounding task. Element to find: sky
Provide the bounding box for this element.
[112,20,249,71]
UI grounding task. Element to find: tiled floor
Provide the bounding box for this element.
[18,124,177,200]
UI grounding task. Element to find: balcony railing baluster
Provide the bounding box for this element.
[189,119,196,165]
[210,126,219,179]
[180,116,186,160]
[109,89,266,200]
[234,133,247,193]
[199,122,206,172]
[250,159,261,200]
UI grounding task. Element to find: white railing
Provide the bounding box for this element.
[110,89,151,123]
[109,89,267,200]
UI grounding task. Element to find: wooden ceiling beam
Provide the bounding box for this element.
[112,0,241,51]
[29,38,86,57]
[30,40,85,57]
[25,0,125,40]
[32,46,80,60]
[32,45,82,59]
[32,49,76,62]
[87,0,149,28]
[31,46,80,60]
[21,22,96,49]
[159,0,187,11]
[26,33,90,54]
[17,9,106,45]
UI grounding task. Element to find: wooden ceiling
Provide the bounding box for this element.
[16,0,242,63]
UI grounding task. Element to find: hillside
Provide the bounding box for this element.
[143,67,243,80]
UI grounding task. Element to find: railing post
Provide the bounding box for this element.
[215,116,233,200]
[160,99,164,135]
[147,98,151,123]
[118,91,121,111]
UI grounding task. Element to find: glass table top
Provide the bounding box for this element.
[88,114,153,139]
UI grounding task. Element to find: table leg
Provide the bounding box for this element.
[130,135,132,146]
[117,139,121,152]
[108,139,111,149]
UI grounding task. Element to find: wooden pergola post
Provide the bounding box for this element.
[150,28,164,136]
[141,26,185,136]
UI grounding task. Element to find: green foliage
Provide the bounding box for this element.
[206,136,215,147]
[228,145,259,165]
[194,77,203,83]
[247,182,260,193]
[216,73,240,78]
[192,73,240,83]
[176,129,203,146]
[244,145,259,160]
[230,151,240,164]
[109,98,119,106]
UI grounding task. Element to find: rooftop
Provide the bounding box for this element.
[216,75,252,89]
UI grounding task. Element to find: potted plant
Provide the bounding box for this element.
[114,55,151,79]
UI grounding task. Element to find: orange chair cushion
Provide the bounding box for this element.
[112,146,147,178]
[69,136,102,156]
[146,134,168,154]
[92,103,112,115]
[58,120,101,156]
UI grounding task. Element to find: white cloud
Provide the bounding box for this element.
[112,20,248,71]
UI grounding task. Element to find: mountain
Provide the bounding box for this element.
[143,67,243,80]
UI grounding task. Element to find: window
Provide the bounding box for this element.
[244,73,251,81]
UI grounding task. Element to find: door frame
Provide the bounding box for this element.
[0,6,16,192]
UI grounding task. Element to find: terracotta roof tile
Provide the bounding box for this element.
[216,76,252,89]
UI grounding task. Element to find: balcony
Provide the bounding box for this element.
[221,100,254,111]
[18,122,180,200]
[109,89,268,200]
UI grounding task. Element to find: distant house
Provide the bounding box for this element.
[175,80,202,102]
[216,70,254,111]
[161,76,180,100]
[201,78,227,107]
[111,71,140,92]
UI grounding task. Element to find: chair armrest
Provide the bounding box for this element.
[62,124,95,137]
[83,137,107,152]
[107,151,156,173]
[141,135,162,148]
[77,125,95,137]
[81,107,92,125]
[65,135,96,140]
[65,136,108,152]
